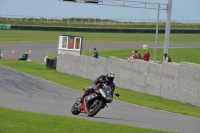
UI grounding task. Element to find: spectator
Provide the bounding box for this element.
[163,53,172,62]
[93,48,99,58]
[135,50,142,59]
[132,50,138,59]
[67,38,72,49]
[128,50,135,62]
[143,50,150,61]
[130,50,135,57]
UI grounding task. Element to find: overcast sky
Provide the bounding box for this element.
[0,0,199,21]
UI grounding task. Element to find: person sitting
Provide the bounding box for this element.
[128,51,134,62]
[134,51,142,60]
[163,53,172,62]
[130,50,135,57]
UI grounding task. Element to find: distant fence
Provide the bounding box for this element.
[1,14,200,25]
[9,25,200,33]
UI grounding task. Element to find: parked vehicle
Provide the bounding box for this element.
[18,53,29,60]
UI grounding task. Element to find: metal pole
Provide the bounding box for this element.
[154,4,160,63]
[104,59,109,74]
[163,0,172,59]
[88,46,90,56]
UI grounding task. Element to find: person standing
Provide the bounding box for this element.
[93,48,99,58]
[143,50,150,61]
[0,49,1,59]
[67,39,72,49]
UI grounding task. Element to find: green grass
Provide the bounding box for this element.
[0,30,200,43]
[1,19,200,29]
[46,53,57,59]
[0,107,178,133]
[49,47,200,64]
[0,28,198,133]
[0,58,200,118]
[84,47,200,64]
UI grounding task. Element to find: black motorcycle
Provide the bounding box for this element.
[71,84,120,117]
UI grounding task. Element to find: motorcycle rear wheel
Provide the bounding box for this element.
[88,100,104,117]
[71,101,81,115]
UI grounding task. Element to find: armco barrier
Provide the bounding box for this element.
[10,25,200,33]
[57,53,200,106]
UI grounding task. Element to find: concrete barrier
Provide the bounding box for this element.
[178,62,200,105]
[57,53,106,81]
[57,53,200,106]
[160,63,180,101]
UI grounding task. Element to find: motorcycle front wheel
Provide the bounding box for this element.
[88,100,104,117]
[71,101,81,115]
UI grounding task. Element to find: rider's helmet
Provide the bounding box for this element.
[106,71,115,83]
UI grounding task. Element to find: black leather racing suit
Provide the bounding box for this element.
[92,75,115,96]
[80,75,115,101]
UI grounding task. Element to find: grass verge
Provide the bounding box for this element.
[0,107,178,133]
[0,30,200,43]
[49,47,200,64]
[0,58,200,118]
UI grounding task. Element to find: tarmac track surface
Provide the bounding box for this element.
[0,65,200,133]
[0,42,200,133]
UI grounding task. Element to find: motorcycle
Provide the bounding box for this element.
[71,83,120,117]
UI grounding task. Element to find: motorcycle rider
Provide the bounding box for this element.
[78,71,115,102]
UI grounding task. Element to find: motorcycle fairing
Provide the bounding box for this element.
[102,86,113,101]
[78,98,88,113]
[78,93,98,113]
[85,93,98,103]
